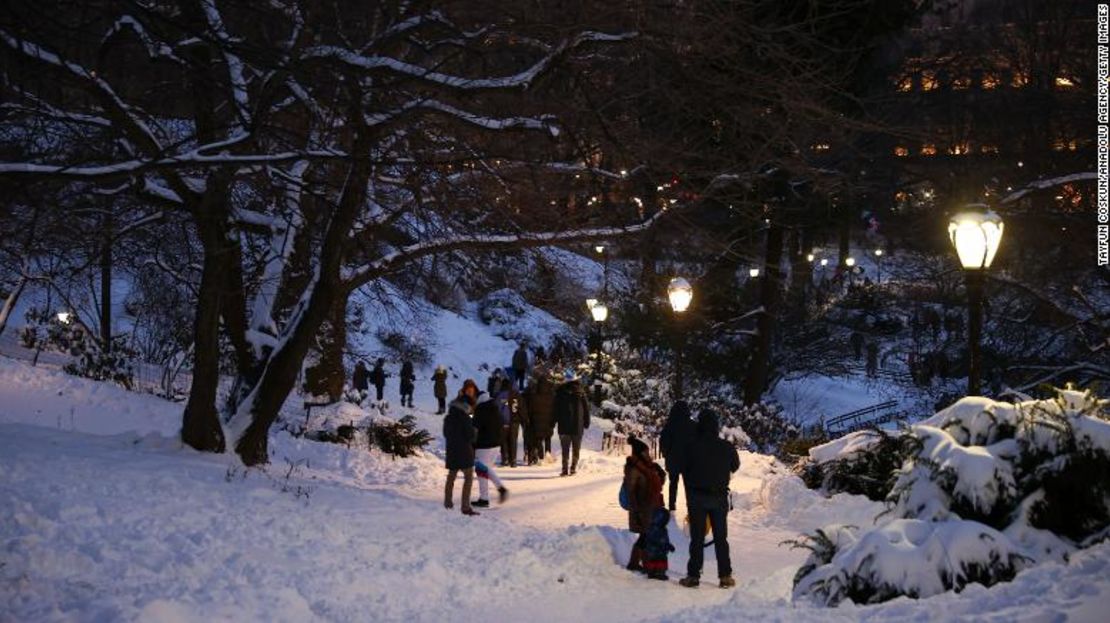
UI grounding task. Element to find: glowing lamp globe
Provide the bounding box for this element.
[820,258,829,267]
[749,268,760,278]
[667,277,693,313]
[875,249,884,257]
[845,257,856,267]
[585,298,598,310]
[806,253,815,262]
[948,209,1004,269]
[590,302,609,322]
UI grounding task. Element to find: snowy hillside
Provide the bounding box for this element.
[2,354,1109,622]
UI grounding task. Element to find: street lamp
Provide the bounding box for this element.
[589,302,609,322]
[948,208,1004,395]
[589,301,609,405]
[874,249,884,282]
[585,297,598,310]
[667,277,693,400]
[845,257,856,286]
[806,253,815,263]
[749,268,760,278]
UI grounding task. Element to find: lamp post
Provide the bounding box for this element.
[948,209,1004,396]
[595,244,609,299]
[874,249,884,282]
[667,277,693,401]
[589,301,608,405]
[845,256,856,287]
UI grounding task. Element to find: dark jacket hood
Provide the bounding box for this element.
[667,400,692,423]
[697,409,720,436]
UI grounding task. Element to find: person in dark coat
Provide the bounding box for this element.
[370,358,387,402]
[659,400,695,511]
[525,374,556,460]
[496,378,527,467]
[472,392,509,507]
[554,373,590,476]
[443,383,479,516]
[866,342,879,377]
[352,361,369,397]
[624,436,666,578]
[642,507,675,581]
[399,359,416,408]
[679,409,740,589]
[487,368,504,397]
[849,332,864,360]
[431,365,449,414]
[512,343,530,391]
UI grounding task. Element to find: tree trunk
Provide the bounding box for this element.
[744,224,784,404]
[232,133,373,465]
[0,274,27,336]
[304,291,347,401]
[181,202,229,453]
[99,211,112,351]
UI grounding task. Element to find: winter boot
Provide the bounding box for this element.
[626,546,644,573]
[719,575,735,589]
[498,487,510,504]
[461,508,480,516]
[648,571,668,581]
[472,499,490,508]
[678,576,700,588]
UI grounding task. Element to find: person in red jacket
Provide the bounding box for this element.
[623,436,665,578]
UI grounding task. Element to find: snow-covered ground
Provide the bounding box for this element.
[2,354,1109,622]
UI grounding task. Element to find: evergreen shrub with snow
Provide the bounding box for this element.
[368,415,432,459]
[20,307,136,389]
[793,388,1110,606]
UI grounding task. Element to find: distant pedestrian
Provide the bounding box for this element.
[850,332,864,360]
[431,365,448,414]
[497,378,526,467]
[534,345,546,363]
[624,436,667,579]
[659,401,695,511]
[352,360,369,400]
[554,371,590,476]
[472,391,509,508]
[400,359,415,408]
[866,342,879,377]
[370,358,387,402]
[443,382,479,517]
[487,368,504,397]
[512,343,530,391]
[679,409,739,589]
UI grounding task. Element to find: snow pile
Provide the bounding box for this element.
[793,388,1110,606]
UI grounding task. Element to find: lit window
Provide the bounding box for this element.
[953,76,971,90]
[1055,76,1075,89]
[894,146,909,157]
[920,143,937,156]
[894,191,908,202]
[981,74,999,90]
[896,75,914,92]
[1068,139,1078,151]
[1011,71,1029,88]
[1052,138,1066,151]
[948,142,970,156]
[979,144,999,154]
[812,143,831,152]
[921,71,938,91]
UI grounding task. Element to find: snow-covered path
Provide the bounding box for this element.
[3,356,1109,622]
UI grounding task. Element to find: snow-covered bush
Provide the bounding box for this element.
[63,335,136,391]
[793,388,1110,606]
[790,520,1029,606]
[800,428,917,501]
[477,288,577,353]
[718,401,798,453]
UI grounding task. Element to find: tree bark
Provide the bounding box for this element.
[304,290,347,401]
[99,211,112,351]
[0,274,27,336]
[744,223,784,404]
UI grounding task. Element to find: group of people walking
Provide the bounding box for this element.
[441,348,592,516]
[623,401,740,588]
[352,358,416,408]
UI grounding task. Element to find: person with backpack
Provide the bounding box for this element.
[431,365,449,414]
[679,409,740,589]
[659,400,695,511]
[370,358,387,403]
[623,436,665,577]
[472,390,510,508]
[443,381,480,517]
[400,359,416,408]
[554,371,590,476]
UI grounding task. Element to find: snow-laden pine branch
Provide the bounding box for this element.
[366,99,560,136]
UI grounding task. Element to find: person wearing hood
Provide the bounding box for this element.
[554,371,590,476]
[679,409,740,589]
[443,381,480,516]
[472,389,510,508]
[659,400,696,511]
[431,365,449,414]
[370,358,388,402]
[623,436,667,579]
